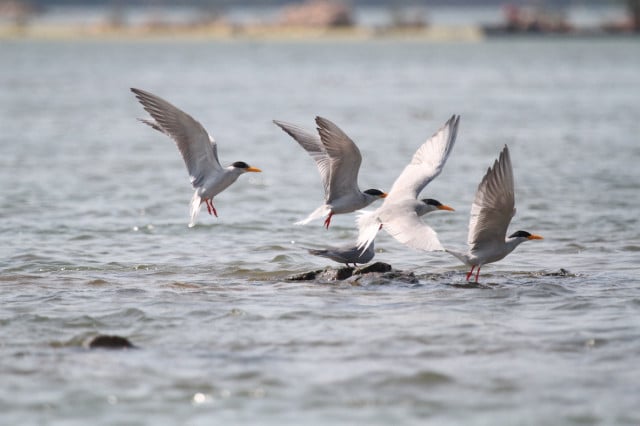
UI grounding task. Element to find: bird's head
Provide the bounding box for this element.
[231,161,262,173]
[364,189,388,199]
[508,230,544,242]
[421,198,455,213]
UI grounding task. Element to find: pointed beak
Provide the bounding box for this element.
[437,204,455,212]
[380,192,388,198]
[528,234,544,240]
[246,166,262,173]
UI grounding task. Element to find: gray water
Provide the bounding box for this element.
[1,38,640,425]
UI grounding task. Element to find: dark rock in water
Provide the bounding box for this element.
[542,268,574,277]
[354,262,392,275]
[88,335,135,350]
[288,269,325,281]
[287,266,355,281]
[287,262,414,283]
[333,267,354,280]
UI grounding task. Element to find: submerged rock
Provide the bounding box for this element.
[541,268,574,277]
[87,334,136,350]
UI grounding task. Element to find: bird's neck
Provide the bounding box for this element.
[504,237,525,256]
[225,166,243,175]
[415,204,436,217]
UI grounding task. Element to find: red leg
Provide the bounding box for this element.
[474,266,481,283]
[205,199,218,217]
[324,212,334,229]
[466,265,475,281]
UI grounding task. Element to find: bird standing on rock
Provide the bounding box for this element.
[445,145,543,283]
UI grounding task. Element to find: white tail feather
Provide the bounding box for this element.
[356,210,381,252]
[188,191,201,228]
[295,205,331,225]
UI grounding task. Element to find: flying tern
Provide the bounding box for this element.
[357,115,459,252]
[273,116,387,229]
[131,88,261,227]
[445,145,543,282]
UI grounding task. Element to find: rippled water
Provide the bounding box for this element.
[1,38,640,425]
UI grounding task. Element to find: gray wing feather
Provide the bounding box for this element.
[138,118,164,133]
[467,145,515,251]
[273,120,331,197]
[308,242,374,264]
[315,116,363,202]
[131,88,221,188]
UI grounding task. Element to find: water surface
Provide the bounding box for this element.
[1,38,639,425]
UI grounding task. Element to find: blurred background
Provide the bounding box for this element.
[0,0,638,40]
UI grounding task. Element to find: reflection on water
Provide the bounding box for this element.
[1,38,639,425]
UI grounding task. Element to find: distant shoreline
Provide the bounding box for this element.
[0,23,487,42]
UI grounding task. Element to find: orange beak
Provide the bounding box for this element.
[380,192,388,198]
[437,204,455,212]
[246,166,262,173]
[528,234,544,240]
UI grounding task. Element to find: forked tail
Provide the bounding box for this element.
[295,205,331,225]
[444,248,469,265]
[188,191,201,228]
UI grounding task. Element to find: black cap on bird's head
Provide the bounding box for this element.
[508,230,544,240]
[364,189,387,198]
[421,198,455,211]
[232,161,262,173]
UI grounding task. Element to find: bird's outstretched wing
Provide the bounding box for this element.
[273,120,331,197]
[380,202,444,251]
[315,116,363,202]
[467,145,515,252]
[384,115,459,204]
[131,88,221,188]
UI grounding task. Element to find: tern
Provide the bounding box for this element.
[357,115,459,252]
[307,241,376,267]
[445,145,543,282]
[131,88,261,227]
[273,116,387,229]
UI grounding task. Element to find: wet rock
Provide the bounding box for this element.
[286,262,417,283]
[287,269,325,281]
[87,334,136,350]
[350,268,419,285]
[287,266,354,281]
[354,262,392,275]
[542,268,574,277]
